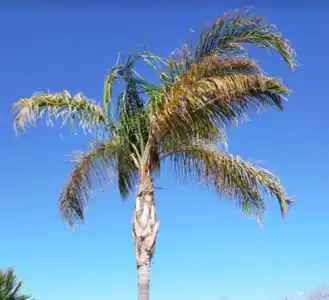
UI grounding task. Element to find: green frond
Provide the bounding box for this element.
[195,9,297,70]
[13,90,112,135]
[115,109,146,195]
[117,150,139,198]
[103,69,119,119]
[103,50,167,119]
[162,141,293,224]
[0,268,33,300]
[103,51,160,156]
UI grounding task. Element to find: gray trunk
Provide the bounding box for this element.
[137,252,151,300]
[132,174,160,300]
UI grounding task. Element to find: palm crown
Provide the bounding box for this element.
[13,10,296,228]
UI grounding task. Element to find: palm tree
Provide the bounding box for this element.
[13,10,296,300]
[0,268,33,300]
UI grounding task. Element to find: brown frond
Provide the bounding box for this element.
[59,140,119,226]
[150,56,263,146]
[162,141,293,224]
[152,69,290,143]
[193,55,262,78]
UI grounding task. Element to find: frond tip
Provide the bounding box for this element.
[164,142,293,224]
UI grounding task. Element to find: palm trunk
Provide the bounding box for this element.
[132,172,159,300]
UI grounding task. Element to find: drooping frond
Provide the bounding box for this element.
[103,68,119,119]
[117,148,139,198]
[195,9,297,70]
[13,91,113,135]
[60,140,117,226]
[0,268,33,300]
[148,9,297,144]
[161,141,293,225]
[149,56,260,150]
[151,58,290,145]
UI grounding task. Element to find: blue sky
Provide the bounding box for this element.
[1,2,329,300]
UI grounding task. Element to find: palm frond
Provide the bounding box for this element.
[152,62,290,144]
[103,50,167,119]
[115,108,149,192]
[195,9,297,70]
[117,150,139,198]
[150,57,255,146]
[160,9,296,87]
[0,268,33,300]
[104,51,159,160]
[59,140,119,226]
[162,141,293,224]
[103,69,119,120]
[13,91,113,135]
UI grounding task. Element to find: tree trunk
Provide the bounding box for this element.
[132,172,160,300]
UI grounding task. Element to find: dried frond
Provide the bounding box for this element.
[60,140,120,226]
[164,44,262,83]
[152,70,290,143]
[13,90,112,135]
[192,55,262,78]
[162,141,293,223]
[149,56,262,146]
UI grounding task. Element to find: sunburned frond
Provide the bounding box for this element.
[152,62,290,143]
[164,43,262,83]
[13,91,112,135]
[150,57,255,145]
[161,142,293,225]
[195,9,297,70]
[59,138,139,226]
[60,140,117,226]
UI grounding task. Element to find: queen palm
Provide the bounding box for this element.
[13,10,296,300]
[0,269,33,300]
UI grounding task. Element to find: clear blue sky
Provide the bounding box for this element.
[1,2,329,300]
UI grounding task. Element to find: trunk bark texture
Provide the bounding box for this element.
[133,173,159,300]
